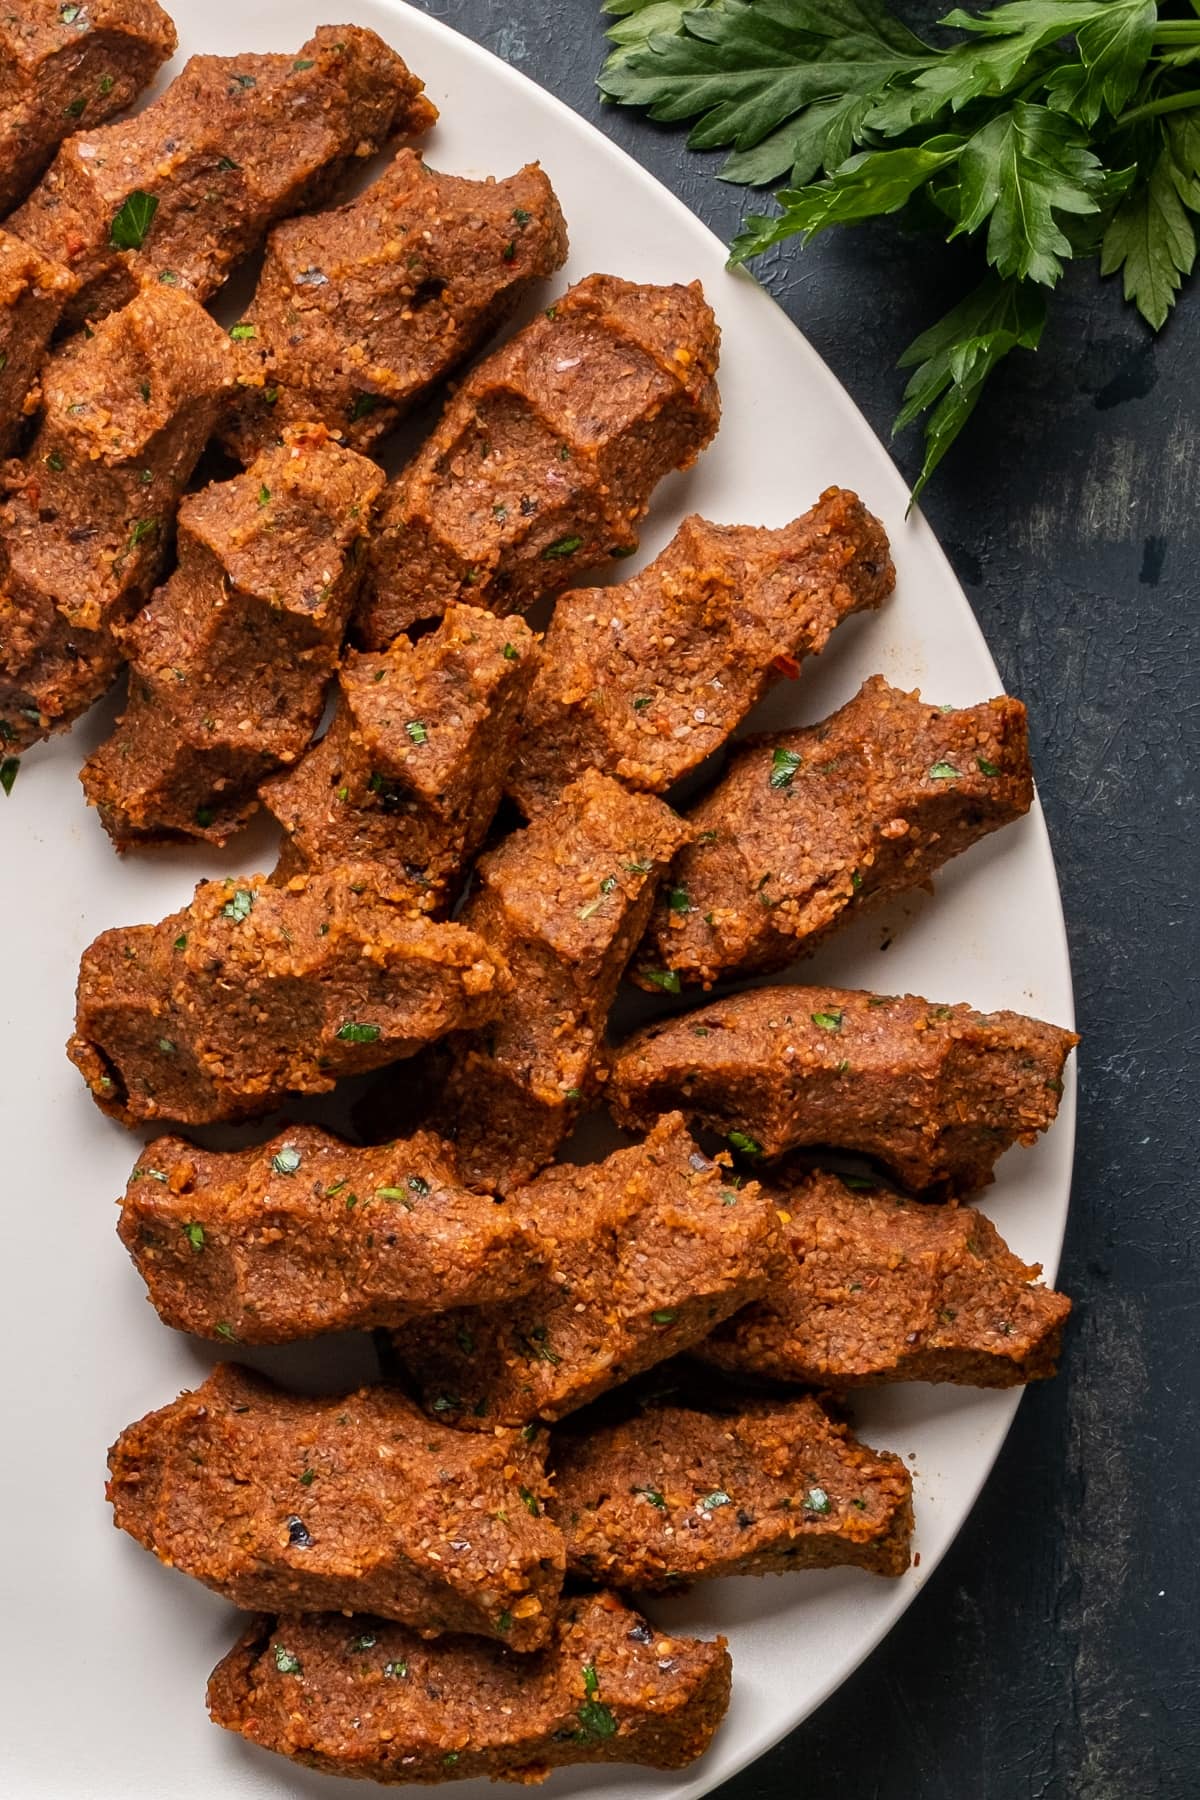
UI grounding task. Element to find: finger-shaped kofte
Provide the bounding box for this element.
[0,0,176,214]
[390,1114,779,1429]
[208,1590,732,1783]
[223,151,568,461]
[355,272,721,645]
[118,1125,545,1343]
[68,870,508,1126]
[109,1363,564,1649]
[609,986,1077,1197]
[638,676,1034,988]
[263,604,539,910]
[507,490,896,816]
[0,283,232,749]
[550,1393,913,1587]
[697,1168,1071,1386]
[81,428,384,847]
[0,228,76,456]
[426,768,690,1190]
[9,26,435,326]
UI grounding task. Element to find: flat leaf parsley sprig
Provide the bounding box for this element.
[600,0,1200,499]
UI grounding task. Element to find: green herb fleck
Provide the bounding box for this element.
[157,1037,176,1056]
[542,534,582,559]
[127,517,158,550]
[272,1143,302,1176]
[699,1490,732,1511]
[805,1486,832,1514]
[349,391,379,421]
[667,886,692,914]
[273,1645,302,1675]
[173,933,187,951]
[0,757,19,797]
[182,1222,204,1252]
[64,95,86,118]
[405,720,428,745]
[384,1659,408,1678]
[728,1130,762,1157]
[634,1485,667,1510]
[811,1009,844,1032]
[977,756,1001,776]
[518,1485,541,1517]
[336,1021,381,1044]
[221,887,255,922]
[298,1468,316,1487]
[502,642,519,660]
[651,1308,678,1326]
[929,761,962,781]
[214,1322,237,1341]
[229,322,256,341]
[109,191,158,251]
[769,746,803,790]
[257,484,271,507]
[293,57,315,71]
[641,967,681,994]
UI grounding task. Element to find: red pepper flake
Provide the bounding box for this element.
[771,653,801,679]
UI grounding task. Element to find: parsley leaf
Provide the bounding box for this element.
[110,191,158,251]
[1101,145,1196,330]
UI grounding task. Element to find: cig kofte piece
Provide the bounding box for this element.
[0,0,177,214]
[427,768,690,1191]
[68,870,508,1126]
[80,428,384,847]
[263,604,539,909]
[609,985,1077,1197]
[355,271,721,644]
[118,1124,545,1343]
[0,228,77,456]
[638,675,1033,988]
[697,1168,1071,1387]
[390,1113,779,1429]
[108,1363,564,1650]
[0,282,231,749]
[551,1393,913,1587]
[223,151,568,460]
[207,1590,732,1784]
[9,26,435,326]
[508,489,895,816]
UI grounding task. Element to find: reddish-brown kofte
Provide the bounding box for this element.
[507,490,896,815]
[118,1124,546,1343]
[355,272,721,644]
[68,870,508,1126]
[697,1168,1071,1386]
[0,228,76,456]
[638,675,1035,988]
[9,26,435,325]
[80,428,384,846]
[428,767,690,1191]
[390,1114,779,1429]
[108,1363,564,1650]
[609,984,1077,1196]
[263,604,539,910]
[0,0,177,214]
[0,283,232,749]
[223,151,568,460]
[551,1393,913,1586]
[208,1591,732,1784]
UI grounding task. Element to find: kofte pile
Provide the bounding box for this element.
[0,3,1077,1788]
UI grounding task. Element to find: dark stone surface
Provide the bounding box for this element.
[411,5,1198,1794]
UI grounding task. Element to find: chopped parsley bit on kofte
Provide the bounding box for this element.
[405,720,428,745]
[811,1009,844,1032]
[229,323,257,341]
[928,760,962,781]
[272,1645,302,1675]
[221,887,255,922]
[977,756,1001,776]
[502,642,519,660]
[336,1021,382,1044]
[577,1664,617,1740]
[667,886,691,914]
[271,1143,302,1175]
[634,1485,667,1509]
[0,758,19,797]
[641,968,681,994]
[214,1322,237,1341]
[542,534,582,558]
[769,746,803,790]
[727,1130,762,1157]
[349,392,379,421]
[182,1222,205,1252]
[109,191,158,251]
[804,1487,832,1514]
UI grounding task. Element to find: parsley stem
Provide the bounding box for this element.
[1151,21,1200,39]
[1117,86,1200,126]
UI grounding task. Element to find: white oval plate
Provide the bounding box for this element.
[0,4,1075,1797]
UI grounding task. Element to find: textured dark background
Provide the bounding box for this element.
[410,4,1199,1795]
